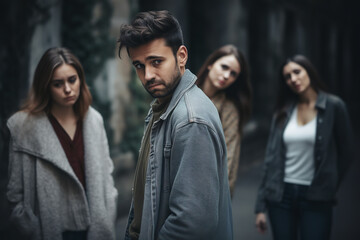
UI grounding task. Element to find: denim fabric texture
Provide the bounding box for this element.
[267,183,333,240]
[125,70,233,240]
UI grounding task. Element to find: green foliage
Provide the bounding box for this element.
[61,0,114,149]
[61,0,113,90]
[120,71,152,161]
[60,0,151,161]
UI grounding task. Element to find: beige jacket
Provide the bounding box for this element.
[211,92,241,196]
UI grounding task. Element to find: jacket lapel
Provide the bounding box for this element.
[160,69,196,120]
[9,112,79,181]
[83,108,102,185]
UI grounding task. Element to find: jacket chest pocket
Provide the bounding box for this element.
[162,144,172,193]
[163,144,172,159]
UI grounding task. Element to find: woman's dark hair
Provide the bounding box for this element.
[22,47,92,120]
[118,10,184,58]
[275,54,327,122]
[196,44,252,134]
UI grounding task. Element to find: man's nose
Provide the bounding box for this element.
[144,67,156,81]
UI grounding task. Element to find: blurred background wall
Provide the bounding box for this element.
[1,0,359,239]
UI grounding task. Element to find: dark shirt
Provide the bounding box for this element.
[129,99,170,240]
[48,114,86,189]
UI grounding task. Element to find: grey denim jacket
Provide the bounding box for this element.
[255,91,355,213]
[125,70,233,240]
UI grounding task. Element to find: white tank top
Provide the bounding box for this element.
[283,107,317,185]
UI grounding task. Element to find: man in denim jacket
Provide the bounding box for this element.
[118,10,233,240]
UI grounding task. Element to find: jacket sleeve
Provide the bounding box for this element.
[157,122,225,240]
[6,133,41,239]
[221,107,241,197]
[333,99,355,184]
[254,115,277,214]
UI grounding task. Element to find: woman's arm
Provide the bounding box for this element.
[222,107,241,196]
[254,114,279,214]
[255,212,267,234]
[333,99,355,184]
[6,134,40,239]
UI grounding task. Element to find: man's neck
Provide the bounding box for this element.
[157,94,173,104]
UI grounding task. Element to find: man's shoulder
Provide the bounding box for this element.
[170,85,221,127]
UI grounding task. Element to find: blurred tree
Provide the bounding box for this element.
[120,71,152,161]
[61,0,114,120]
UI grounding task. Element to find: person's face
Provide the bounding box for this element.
[50,64,81,109]
[207,55,241,91]
[128,38,188,100]
[283,61,312,94]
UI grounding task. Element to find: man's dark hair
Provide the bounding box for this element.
[117,10,184,58]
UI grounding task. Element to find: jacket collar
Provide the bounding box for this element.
[145,69,196,121]
[9,112,71,172]
[8,109,95,180]
[286,90,327,113]
[281,90,327,123]
[158,69,196,120]
[315,90,327,110]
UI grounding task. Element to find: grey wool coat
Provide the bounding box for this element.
[6,107,118,240]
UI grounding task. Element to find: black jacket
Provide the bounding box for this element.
[255,91,354,213]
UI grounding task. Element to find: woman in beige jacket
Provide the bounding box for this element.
[196,45,252,196]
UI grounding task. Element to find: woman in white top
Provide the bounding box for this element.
[254,55,354,240]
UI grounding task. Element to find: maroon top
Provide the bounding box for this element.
[48,114,86,189]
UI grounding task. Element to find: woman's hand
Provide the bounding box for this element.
[255,213,267,234]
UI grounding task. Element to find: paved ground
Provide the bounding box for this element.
[232,163,272,240]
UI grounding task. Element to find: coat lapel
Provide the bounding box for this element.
[82,108,107,216]
[9,111,79,182]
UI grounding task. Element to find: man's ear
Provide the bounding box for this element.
[177,45,188,68]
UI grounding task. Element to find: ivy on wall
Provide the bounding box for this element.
[61,0,113,88]
[120,71,152,161]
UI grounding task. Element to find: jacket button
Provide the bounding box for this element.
[319,118,323,123]
[318,136,322,141]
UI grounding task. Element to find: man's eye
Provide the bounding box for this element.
[134,64,144,69]
[152,60,161,66]
[294,69,301,75]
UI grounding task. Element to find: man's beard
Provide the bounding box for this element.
[145,66,182,99]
